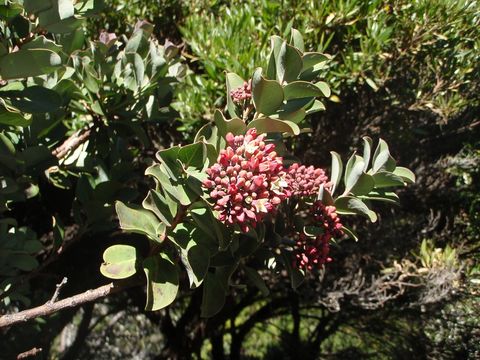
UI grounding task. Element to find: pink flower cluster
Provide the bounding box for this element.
[230,80,252,104]
[203,129,290,231]
[294,201,343,270]
[286,163,330,197]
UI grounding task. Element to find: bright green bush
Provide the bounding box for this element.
[179,0,480,128]
[0,0,186,306]
[0,1,477,358]
[0,1,415,324]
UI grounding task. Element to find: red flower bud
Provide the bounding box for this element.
[292,201,343,271]
[286,163,330,197]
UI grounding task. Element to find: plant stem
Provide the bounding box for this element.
[0,277,141,329]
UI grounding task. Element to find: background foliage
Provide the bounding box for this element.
[0,0,479,359]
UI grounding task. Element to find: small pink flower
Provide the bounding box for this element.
[230,80,252,104]
[99,31,117,46]
[293,201,343,271]
[203,129,291,231]
[285,163,331,197]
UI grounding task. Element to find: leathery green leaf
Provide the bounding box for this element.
[0,49,62,79]
[100,244,138,279]
[143,253,179,311]
[393,167,416,184]
[247,117,300,135]
[330,151,343,195]
[372,172,405,188]
[283,81,322,100]
[214,109,246,137]
[276,41,303,83]
[344,154,365,194]
[201,264,237,317]
[180,237,210,288]
[290,28,304,52]
[252,68,284,116]
[142,190,176,226]
[115,201,164,242]
[335,196,377,222]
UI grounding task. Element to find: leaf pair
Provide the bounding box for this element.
[100,244,178,311]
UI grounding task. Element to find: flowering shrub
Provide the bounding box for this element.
[0,3,470,357]
[0,3,416,340]
[0,0,186,308]
[98,29,415,316]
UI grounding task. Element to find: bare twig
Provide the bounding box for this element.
[52,128,92,160]
[0,278,141,329]
[16,347,43,359]
[49,277,68,304]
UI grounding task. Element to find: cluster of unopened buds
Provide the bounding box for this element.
[203,129,290,232]
[202,127,343,267]
[294,201,343,270]
[286,163,330,196]
[230,80,252,104]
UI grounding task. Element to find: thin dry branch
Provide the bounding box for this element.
[52,127,92,159]
[49,277,68,303]
[16,347,43,359]
[0,278,141,329]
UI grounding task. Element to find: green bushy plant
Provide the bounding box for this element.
[0,0,186,306]
[100,30,415,315]
[1,2,476,358]
[178,0,479,130]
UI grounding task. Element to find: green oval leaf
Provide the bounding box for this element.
[214,109,246,137]
[115,201,163,242]
[252,68,284,116]
[372,172,405,188]
[266,35,283,79]
[0,4,23,20]
[180,235,210,289]
[350,173,375,196]
[344,154,365,194]
[276,41,303,83]
[0,108,30,127]
[143,254,179,311]
[362,136,373,171]
[247,117,300,135]
[142,190,176,227]
[393,166,416,184]
[315,81,331,97]
[372,139,396,173]
[335,196,377,222]
[360,190,400,205]
[306,100,326,115]
[301,52,331,71]
[0,49,62,79]
[330,151,343,195]
[4,86,62,113]
[178,142,207,169]
[201,264,237,317]
[290,28,304,52]
[283,81,322,100]
[100,244,138,280]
